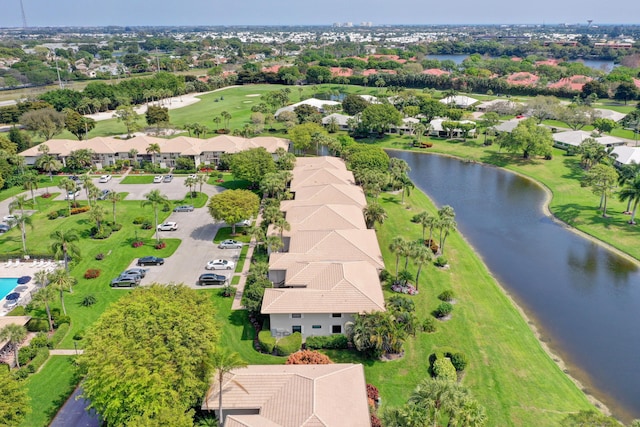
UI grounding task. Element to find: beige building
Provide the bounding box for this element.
[201,364,371,427]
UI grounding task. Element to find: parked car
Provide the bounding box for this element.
[65,190,80,200]
[157,222,178,231]
[69,175,80,181]
[2,215,16,223]
[218,239,243,249]
[98,174,112,183]
[110,276,140,287]
[188,174,197,180]
[137,256,164,266]
[121,267,149,278]
[234,219,252,227]
[97,189,111,200]
[173,205,194,212]
[163,174,173,183]
[206,259,235,270]
[197,273,227,286]
[0,224,10,233]
[153,175,163,183]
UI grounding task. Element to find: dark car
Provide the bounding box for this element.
[110,276,140,287]
[198,273,227,286]
[97,189,111,200]
[137,256,165,266]
[0,224,10,233]
[122,268,148,278]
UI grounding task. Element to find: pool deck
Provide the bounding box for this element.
[0,259,60,316]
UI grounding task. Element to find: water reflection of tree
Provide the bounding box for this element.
[567,244,638,291]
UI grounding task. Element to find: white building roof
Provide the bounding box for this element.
[439,95,479,107]
[275,98,341,117]
[321,113,352,126]
[553,130,624,148]
[612,146,640,166]
[595,108,626,123]
[429,118,476,132]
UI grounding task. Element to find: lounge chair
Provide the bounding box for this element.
[4,259,12,268]
[13,259,20,268]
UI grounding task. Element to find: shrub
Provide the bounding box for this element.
[155,241,166,250]
[286,350,332,365]
[29,332,50,348]
[450,352,468,372]
[435,302,453,318]
[29,347,50,372]
[84,269,101,279]
[26,318,49,332]
[73,330,85,341]
[422,317,437,333]
[12,368,29,380]
[379,269,392,283]
[132,241,144,248]
[367,383,380,401]
[95,253,104,261]
[110,223,122,231]
[70,206,90,215]
[435,256,448,267]
[305,334,348,350]
[438,290,455,302]
[54,314,71,326]
[92,228,112,239]
[258,330,276,354]
[81,295,97,307]
[51,323,70,346]
[41,192,52,199]
[132,216,146,224]
[433,358,457,381]
[47,211,59,220]
[141,221,152,230]
[275,332,302,356]
[18,346,37,366]
[371,414,382,427]
[57,209,67,217]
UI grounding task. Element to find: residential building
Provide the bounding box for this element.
[553,130,624,150]
[439,95,478,108]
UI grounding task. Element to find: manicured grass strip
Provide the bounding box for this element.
[174,191,208,207]
[213,227,252,243]
[208,172,252,190]
[120,175,155,184]
[230,275,240,285]
[20,356,80,427]
[357,188,594,425]
[235,245,249,273]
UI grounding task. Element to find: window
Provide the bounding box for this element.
[331,313,342,318]
[332,325,342,334]
[292,325,302,333]
[312,325,322,329]
[291,313,302,318]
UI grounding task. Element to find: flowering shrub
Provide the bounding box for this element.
[132,241,144,248]
[70,206,90,215]
[84,269,101,279]
[366,384,380,401]
[41,193,52,199]
[95,253,104,261]
[391,283,419,295]
[155,241,166,250]
[48,211,59,220]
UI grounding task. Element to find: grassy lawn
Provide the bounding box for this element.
[20,356,81,427]
[234,244,249,273]
[213,226,252,244]
[175,191,208,208]
[120,175,155,184]
[208,172,251,190]
[341,188,594,425]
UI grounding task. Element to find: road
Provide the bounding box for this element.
[49,386,101,427]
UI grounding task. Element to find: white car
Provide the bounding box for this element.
[157,221,178,231]
[153,175,164,183]
[2,215,16,223]
[234,219,252,227]
[65,190,80,200]
[98,174,112,183]
[206,259,236,270]
[187,174,197,180]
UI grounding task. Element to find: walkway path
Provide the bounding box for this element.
[50,349,84,355]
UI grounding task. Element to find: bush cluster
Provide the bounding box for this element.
[81,295,97,307]
[258,330,276,354]
[84,269,101,279]
[70,206,90,215]
[435,256,448,267]
[435,302,453,318]
[286,350,332,365]
[47,211,59,220]
[433,358,457,381]
[51,323,70,346]
[132,241,144,248]
[26,318,49,332]
[438,290,455,302]
[275,332,302,356]
[141,221,152,230]
[155,241,166,250]
[132,216,146,224]
[305,334,349,350]
[95,253,104,260]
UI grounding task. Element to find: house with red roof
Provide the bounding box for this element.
[548,75,593,91]
[330,67,354,77]
[262,65,282,73]
[362,69,397,76]
[535,59,560,67]
[422,68,450,76]
[506,72,540,86]
[633,78,640,90]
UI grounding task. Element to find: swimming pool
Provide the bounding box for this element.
[0,277,19,301]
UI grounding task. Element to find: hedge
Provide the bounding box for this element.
[275,332,302,356]
[29,347,50,372]
[305,334,349,350]
[433,358,457,382]
[51,323,70,346]
[258,330,276,354]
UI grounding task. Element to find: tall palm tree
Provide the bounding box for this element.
[107,191,123,224]
[195,174,207,194]
[141,189,170,243]
[48,268,75,315]
[9,194,28,216]
[408,378,467,427]
[89,205,106,233]
[207,349,247,424]
[274,217,290,246]
[79,174,94,204]
[50,229,81,273]
[618,162,640,213]
[146,143,161,165]
[31,283,56,332]
[23,172,39,204]
[58,177,78,215]
[220,111,232,129]
[8,214,32,255]
[184,176,196,198]
[36,153,62,184]
[363,202,387,229]
[88,185,101,206]
[0,324,27,368]
[128,149,139,167]
[389,236,406,278]
[619,175,640,224]
[413,245,433,290]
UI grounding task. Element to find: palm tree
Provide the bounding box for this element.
[389,236,406,278]
[437,206,456,253]
[408,378,467,427]
[36,154,62,185]
[9,194,28,216]
[619,175,640,224]
[79,174,94,204]
[363,202,387,229]
[274,217,290,246]
[249,226,266,252]
[413,245,433,290]
[196,174,207,194]
[50,229,81,273]
[58,177,77,215]
[8,214,32,255]
[23,172,39,204]
[455,397,488,427]
[107,191,123,224]
[618,162,640,213]
[397,174,414,204]
[128,149,139,167]
[0,324,27,368]
[48,268,75,315]
[265,235,284,253]
[207,349,247,424]
[184,176,196,198]
[89,205,106,233]
[220,111,232,130]
[146,143,161,165]
[141,189,171,243]
[31,283,56,331]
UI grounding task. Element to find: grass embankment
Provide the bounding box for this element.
[363,188,593,425]
[368,135,640,262]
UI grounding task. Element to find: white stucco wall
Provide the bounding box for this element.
[269,312,354,339]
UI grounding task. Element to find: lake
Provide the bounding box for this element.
[425,54,615,71]
[389,150,640,421]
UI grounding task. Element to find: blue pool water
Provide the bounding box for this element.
[0,277,19,301]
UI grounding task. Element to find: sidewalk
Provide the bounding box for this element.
[50,349,84,355]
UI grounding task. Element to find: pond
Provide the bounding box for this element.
[389,150,640,421]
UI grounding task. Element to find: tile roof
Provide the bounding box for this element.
[202,364,371,427]
[281,184,367,209]
[547,75,593,91]
[506,72,540,86]
[422,68,450,76]
[290,167,355,190]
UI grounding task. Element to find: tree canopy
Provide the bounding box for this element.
[498,118,553,159]
[0,368,30,426]
[360,103,403,134]
[208,189,260,234]
[80,284,219,426]
[229,147,276,188]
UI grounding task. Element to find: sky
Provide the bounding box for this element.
[1,0,639,28]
